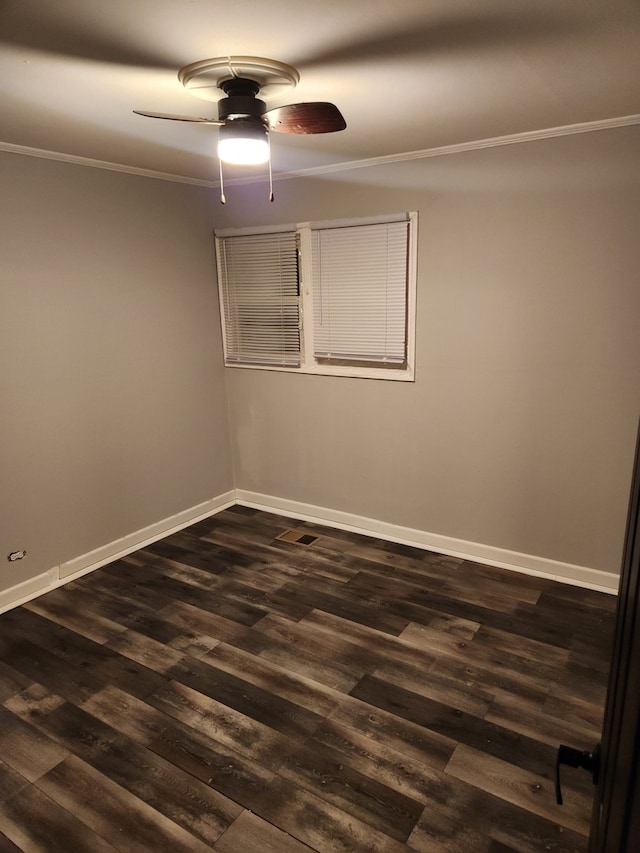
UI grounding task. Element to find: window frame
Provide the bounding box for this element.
[215,211,418,382]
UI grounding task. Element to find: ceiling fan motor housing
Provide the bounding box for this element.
[218,78,266,122]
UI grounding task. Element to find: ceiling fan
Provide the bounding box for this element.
[134,56,346,201]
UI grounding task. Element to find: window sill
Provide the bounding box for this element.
[223,362,415,382]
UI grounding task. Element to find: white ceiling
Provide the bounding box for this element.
[1,0,639,184]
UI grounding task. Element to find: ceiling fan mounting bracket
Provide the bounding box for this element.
[178,56,300,103]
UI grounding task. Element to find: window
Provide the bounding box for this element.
[216,229,300,367]
[215,212,417,381]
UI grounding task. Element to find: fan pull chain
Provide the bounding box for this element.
[219,158,226,204]
[268,139,274,202]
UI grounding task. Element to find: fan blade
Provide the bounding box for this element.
[133,110,221,125]
[265,102,346,134]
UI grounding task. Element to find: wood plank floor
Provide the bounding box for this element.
[0,506,617,852]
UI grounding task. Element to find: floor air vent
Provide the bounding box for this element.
[276,529,320,547]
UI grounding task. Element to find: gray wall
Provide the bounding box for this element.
[1,124,637,596]
[215,125,640,575]
[0,153,233,590]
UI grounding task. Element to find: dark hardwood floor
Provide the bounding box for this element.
[0,506,617,852]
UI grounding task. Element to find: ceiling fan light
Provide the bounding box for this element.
[218,120,269,165]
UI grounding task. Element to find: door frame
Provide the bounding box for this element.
[590,422,640,851]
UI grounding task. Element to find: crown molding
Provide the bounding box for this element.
[0,141,213,187]
[1,113,639,188]
[227,113,640,186]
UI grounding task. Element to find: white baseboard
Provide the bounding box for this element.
[0,487,619,615]
[57,492,236,580]
[0,492,235,615]
[235,490,620,595]
[0,568,60,616]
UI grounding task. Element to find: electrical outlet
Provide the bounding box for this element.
[8,550,26,562]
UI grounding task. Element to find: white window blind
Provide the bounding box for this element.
[216,230,300,367]
[311,220,409,365]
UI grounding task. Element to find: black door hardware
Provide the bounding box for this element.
[555,743,601,805]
